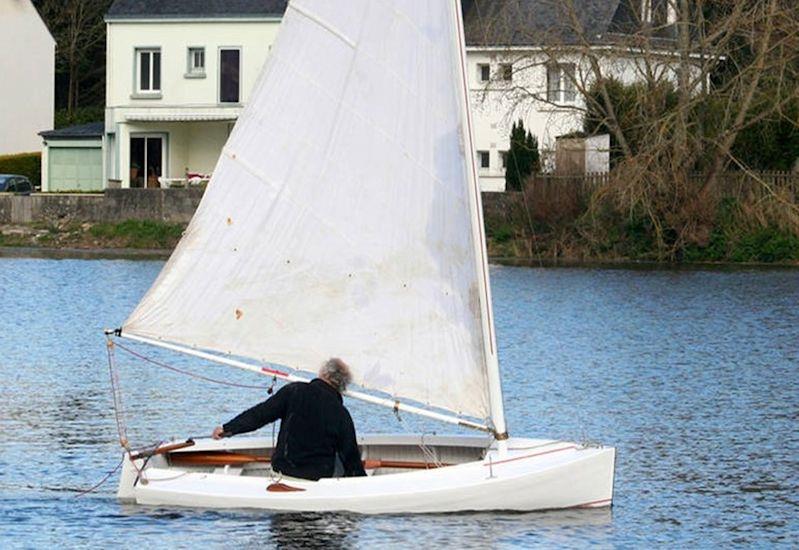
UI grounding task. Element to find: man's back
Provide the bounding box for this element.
[222,379,365,480]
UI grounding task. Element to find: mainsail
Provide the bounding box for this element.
[123,0,505,425]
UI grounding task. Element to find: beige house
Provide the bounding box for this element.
[0,0,54,156]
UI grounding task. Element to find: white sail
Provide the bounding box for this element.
[123,0,501,421]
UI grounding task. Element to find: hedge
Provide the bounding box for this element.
[0,152,41,187]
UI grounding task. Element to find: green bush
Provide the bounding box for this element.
[0,152,41,187]
[491,224,515,244]
[505,120,540,191]
[731,228,799,263]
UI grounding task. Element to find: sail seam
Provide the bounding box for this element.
[288,2,356,49]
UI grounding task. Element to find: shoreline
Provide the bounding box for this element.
[2,245,797,269]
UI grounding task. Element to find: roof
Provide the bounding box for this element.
[463,0,629,47]
[106,0,288,20]
[39,122,104,140]
[106,0,669,48]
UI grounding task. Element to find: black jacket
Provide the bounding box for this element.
[223,379,366,480]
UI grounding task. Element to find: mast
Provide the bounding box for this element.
[453,0,508,440]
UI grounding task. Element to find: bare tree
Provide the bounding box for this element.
[471,0,799,258]
[35,0,112,114]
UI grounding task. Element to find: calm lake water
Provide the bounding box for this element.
[0,258,797,548]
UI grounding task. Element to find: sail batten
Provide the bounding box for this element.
[123,0,503,421]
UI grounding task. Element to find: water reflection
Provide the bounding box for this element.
[267,512,361,549]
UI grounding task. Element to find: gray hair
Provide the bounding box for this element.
[319,358,352,393]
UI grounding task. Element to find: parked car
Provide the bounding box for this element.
[0,174,33,194]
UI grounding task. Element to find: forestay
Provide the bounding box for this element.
[123,0,500,421]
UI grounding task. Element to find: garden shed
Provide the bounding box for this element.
[40,122,104,192]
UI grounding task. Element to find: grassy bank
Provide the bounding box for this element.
[0,220,185,250]
[3,191,799,267]
[483,172,799,266]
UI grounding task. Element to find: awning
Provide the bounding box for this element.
[125,113,239,122]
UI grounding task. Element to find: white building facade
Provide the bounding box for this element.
[0,0,54,156]
[104,0,673,191]
[104,6,282,188]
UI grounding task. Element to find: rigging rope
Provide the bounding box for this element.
[113,340,269,390]
[74,455,125,498]
[106,339,129,449]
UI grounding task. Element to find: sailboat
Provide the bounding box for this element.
[107,0,615,513]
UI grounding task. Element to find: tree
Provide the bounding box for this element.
[34,0,113,114]
[481,0,799,257]
[506,120,540,191]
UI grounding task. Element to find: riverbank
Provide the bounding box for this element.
[3,221,798,267]
[0,220,183,252]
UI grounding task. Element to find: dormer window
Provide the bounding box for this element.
[187,47,205,76]
[136,48,161,93]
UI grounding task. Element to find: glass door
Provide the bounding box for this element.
[130,136,164,188]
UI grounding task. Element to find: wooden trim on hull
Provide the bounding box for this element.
[169,451,453,470]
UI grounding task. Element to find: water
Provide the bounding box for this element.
[0,258,797,548]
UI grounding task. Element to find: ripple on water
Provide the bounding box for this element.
[0,259,798,548]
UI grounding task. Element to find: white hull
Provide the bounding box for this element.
[118,435,615,514]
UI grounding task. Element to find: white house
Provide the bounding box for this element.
[464,0,681,189]
[0,0,54,156]
[102,0,678,191]
[104,0,284,189]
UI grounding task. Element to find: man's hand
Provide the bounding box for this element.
[212,426,226,440]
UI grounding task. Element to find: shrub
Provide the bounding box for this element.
[506,120,540,191]
[731,228,799,263]
[491,224,514,243]
[0,152,41,187]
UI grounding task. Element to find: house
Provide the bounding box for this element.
[464,0,681,188]
[101,0,676,192]
[104,0,286,189]
[0,0,55,156]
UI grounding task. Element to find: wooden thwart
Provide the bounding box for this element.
[169,451,269,466]
[363,459,452,470]
[168,451,451,470]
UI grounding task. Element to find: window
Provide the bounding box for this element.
[477,63,490,83]
[136,48,161,93]
[500,64,513,82]
[641,0,674,25]
[220,48,241,103]
[546,63,576,103]
[187,47,205,75]
[477,151,490,170]
[499,151,509,171]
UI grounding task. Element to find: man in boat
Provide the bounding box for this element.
[212,358,366,481]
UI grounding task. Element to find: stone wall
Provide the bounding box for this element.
[1,188,513,226]
[0,188,206,225]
